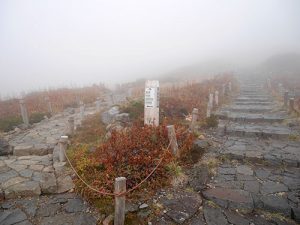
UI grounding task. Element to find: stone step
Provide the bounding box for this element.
[204,163,300,221]
[12,143,54,156]
[217,112,286,123]
[235,97,271,102]
[234,101,273,106]
[220,137,300,167]
[223,105,274,113]
[0,154,74,199]
[223,123,294,139]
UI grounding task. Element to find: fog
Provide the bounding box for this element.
[0,0,300,96]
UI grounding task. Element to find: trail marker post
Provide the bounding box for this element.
[79,101,85,121]
[144,80,160,127]
[58,136,68,162]
[114,177,126,225]
[289,98,295,112]
[190,108,199,131]
[215,90,219,106]
[19,99,29,126]
[167,125,179,156]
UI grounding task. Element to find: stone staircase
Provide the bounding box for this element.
[204,78,300,223]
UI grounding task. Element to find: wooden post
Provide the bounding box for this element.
[167,125,178,156]
[284,91,289,107]
[289,98,295,112]
[67,117,75,136]
[114,177,126,225]
[222,84,226,96]
[96,97,101,112]
[209,93,214,109]
[111,94,115,105]
[215,90,219,106]
[19,99,29,126]
[228,82,232,92]
[190,108,199,131]
[45,96,53,114]
[206,102,211,118]
[144,80,160,127]
[58,136,68,162]
[79,101,85,120]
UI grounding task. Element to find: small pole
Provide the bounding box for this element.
[222,84,226,96]
[284,91,289,107]
[67,117,75,136]
[206,102,211,118]
[167,125,179,156]
[190,108,199,131]
[58,136,68,162]
[111,94,115,105]
[228,82,232,92]
[215,90,219,106]
[289,98,295,112]
[114,177,126,225]
[96,97,101,112]
[209,93,214,109]
[79,101,85,120]
[19,99,29,126]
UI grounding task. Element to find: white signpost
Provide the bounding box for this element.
[144,80,160,127]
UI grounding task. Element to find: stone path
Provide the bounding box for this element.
[0,91,129,224]
[202,78,300,224]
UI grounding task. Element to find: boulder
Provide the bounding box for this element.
[0,138,12,156]
[101,106,120,124]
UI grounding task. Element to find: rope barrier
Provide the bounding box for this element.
[63,140,172,196]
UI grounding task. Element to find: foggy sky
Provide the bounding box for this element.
[0,0,300,97]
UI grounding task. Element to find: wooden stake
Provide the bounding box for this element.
[114,177,126,225]
[190,108,199,131]
[167,125,179,156]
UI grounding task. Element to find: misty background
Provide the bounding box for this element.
[0,0,300,97]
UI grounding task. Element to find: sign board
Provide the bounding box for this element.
[145,87,159,108]
[144,80,159,126]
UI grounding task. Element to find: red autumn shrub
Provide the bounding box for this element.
[69,124,194,198]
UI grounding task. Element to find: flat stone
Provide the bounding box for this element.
[19,169,33,178]
[0,170,18,183]
[203,205,229,225]
[261,181,288,195]
[36,203,61,217]
[254,168,271,179]
[64,198,85,213]
[160,190,202,224]
[7,164,27,171]
[1,176,28,189]
[56,175,74,193]
[223,210,249,225]
[0,208,27,225]
[237,165,253,176]
[243,180,260,194]
[261,195,291,216]
[189,214,206,225]
[203,188,253,213]
[29,164,44,171]
[32,172,57,194]
[5,181,41,198]
[17,199,38,217]
[13,144,33,156]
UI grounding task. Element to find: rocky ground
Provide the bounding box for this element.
[149,78,300,225]
[1,79,300,225]
[0,92,129,225]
